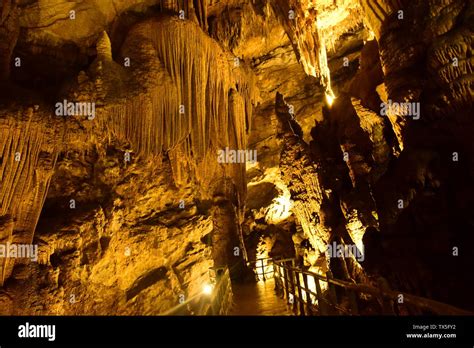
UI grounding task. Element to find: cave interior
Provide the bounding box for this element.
[0,0,473,316]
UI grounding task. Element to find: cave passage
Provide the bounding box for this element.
[0,0,473,317]
[231,278,291,316]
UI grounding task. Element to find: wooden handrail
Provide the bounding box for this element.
[208,267,233,315]
[247,257,295,265]
[272,259,473,316]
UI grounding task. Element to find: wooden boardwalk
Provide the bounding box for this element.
[230,278,292,316]
[206,258,471,316]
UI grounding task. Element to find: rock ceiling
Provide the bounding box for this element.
[0,0,472,314]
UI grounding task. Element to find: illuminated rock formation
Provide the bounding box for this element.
[0,108,63,285]
[0,0,472,315]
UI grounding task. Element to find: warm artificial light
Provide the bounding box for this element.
[203,284,213,295]
[266,194,292,224]
[325,92,336,107]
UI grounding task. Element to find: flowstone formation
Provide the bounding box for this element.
[0,0,472,315]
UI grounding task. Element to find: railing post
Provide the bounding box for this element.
[261,259,266,281]
[283,264,290,304]
[348,288,359,315]
[295,270,305,316]
[302,273,313,315]
[274,262,283,297]
[211,279,217,315]
[326,271,339,315]
[223,269,233,315]
[289,260,297,314]
[270,258,275,279]
[314,275,326,315]
[214,270,222,315]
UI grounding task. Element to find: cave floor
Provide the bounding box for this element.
[230,278,292,316]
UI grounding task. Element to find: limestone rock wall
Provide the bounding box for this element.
[0,0,472,314]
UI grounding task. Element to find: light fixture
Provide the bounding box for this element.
[203,284,213,295]
[325,92,336,107]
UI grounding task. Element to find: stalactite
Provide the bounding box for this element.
[0,109,63,285]
[358,0,402,39]
[96,31,113,62]
[314,25,335,104]
[86,16,256,200]
[159,0,208,30]
[271,0,335,102]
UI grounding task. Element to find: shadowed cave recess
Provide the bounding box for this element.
[0,0,473,316]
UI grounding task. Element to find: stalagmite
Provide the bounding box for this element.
[274,92,328,264]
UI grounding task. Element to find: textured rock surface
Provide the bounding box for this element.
[0,0,472,314]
